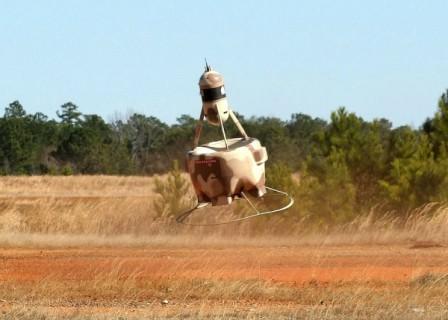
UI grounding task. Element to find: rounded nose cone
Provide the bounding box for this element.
[199,70,225,89]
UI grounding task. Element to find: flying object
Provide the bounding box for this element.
[176,63,294,225]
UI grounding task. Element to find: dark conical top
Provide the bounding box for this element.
[204,58,211,72]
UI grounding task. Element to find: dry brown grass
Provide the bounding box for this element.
[1,176,448,319]
[0,175,156,198]
[0,175,448,245]
[2,266,448,319]
[1,245,448,320]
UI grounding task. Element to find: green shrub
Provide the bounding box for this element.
[152,160,192,218]
[61,164,74,176]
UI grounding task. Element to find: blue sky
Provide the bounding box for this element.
[0,1,447,126]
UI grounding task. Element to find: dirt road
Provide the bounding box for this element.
[1,244,447,318]
[1,245,447,283]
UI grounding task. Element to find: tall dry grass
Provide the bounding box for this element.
[2,176,448,319]
[1,261,448,319]
[0,176,447,247]
[1,241,448,319]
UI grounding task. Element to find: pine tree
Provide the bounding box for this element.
[152,160,192,218]
[4,101,26,118]
[57,102,82,125]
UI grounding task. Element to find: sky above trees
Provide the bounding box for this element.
[1,1,447,127]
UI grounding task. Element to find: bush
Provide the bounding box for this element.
[152,160,192,218]
[61,165,74,176]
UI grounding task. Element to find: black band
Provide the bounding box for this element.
[201,86,226,102]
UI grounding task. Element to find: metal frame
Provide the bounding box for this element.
[192,106,248,149]
[185,103,294,226]
[176,186,294,226]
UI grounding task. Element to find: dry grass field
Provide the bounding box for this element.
[0,176,448,319]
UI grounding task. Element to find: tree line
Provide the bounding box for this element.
[1,90,448,220]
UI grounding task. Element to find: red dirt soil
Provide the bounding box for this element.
[1,245,447,284]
